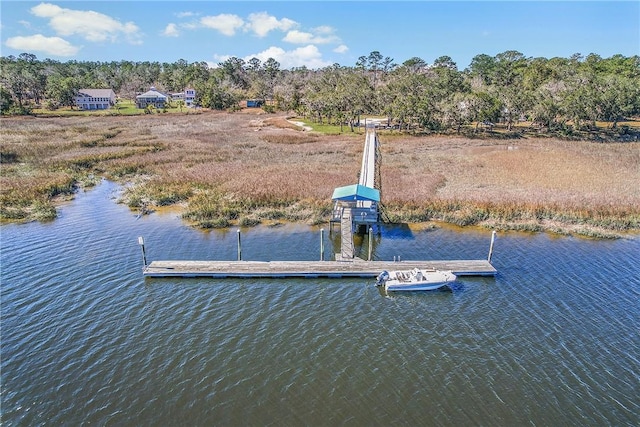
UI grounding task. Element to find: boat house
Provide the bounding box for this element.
[331,184,381,230]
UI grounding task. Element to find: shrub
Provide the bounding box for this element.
[239,216,261,227]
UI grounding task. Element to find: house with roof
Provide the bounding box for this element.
[184,88,196,107]
[170,88,197,107]
[136,87,168,109]
[75,89,116,110]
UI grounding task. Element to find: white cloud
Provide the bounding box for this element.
[334,44,349,54]
[314,25,334,35]
[283,30,314,44]
[182,21,200,31]
[283,29,340,45]
[213,54,231,64]
[200,14,245,36]
[30,2,142,44]
[177,11,197,18]
[163,23,180,37]
[214,44,332,69]
[243,44,331,69]
[245,12,297,37]
[5,34,79,56]
[192,11,340,55]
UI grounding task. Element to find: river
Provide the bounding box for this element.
[1,180,638,426]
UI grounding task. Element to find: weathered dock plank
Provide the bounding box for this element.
[143,259,497,278]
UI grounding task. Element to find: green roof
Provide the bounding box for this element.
[331,184,380,202]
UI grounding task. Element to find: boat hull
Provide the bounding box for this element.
[377,268,456,292]
[384,281,450,291]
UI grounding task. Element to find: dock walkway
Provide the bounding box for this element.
[143,259,497,279]
[139,126,500,281]
[340,213,354,259]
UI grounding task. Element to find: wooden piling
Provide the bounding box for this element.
[488,230,497,262]
[138,236,147,268]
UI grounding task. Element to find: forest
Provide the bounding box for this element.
[1,50,639,134]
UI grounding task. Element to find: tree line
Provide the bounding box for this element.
[1,51,639,132]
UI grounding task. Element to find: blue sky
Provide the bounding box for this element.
[1,1,638,70]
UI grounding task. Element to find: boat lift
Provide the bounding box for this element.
[331,125,385,258]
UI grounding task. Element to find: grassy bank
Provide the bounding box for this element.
[1,112,638,238]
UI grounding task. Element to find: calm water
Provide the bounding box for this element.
[1,180,639,426]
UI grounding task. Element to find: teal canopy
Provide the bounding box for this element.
[331,184,380,202]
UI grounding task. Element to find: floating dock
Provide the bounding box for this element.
[142,259,496,279]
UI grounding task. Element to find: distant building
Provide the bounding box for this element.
[75,89,116,110]
[246,99,263,108]
[184,88,196,107]
[169,88,196,107]
[136,87,168,109]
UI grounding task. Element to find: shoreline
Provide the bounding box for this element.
[129,187,639,239]
[144,203,640,240]
[1,177,637,240]
[1,113,638,239]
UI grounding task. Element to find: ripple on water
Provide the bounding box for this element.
[1,181,639,426]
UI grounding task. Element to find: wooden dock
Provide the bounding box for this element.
[138,125,500,281]
[143,259,497,279]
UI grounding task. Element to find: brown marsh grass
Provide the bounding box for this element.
[1,112,638,237]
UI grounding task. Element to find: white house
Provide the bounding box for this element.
[75,89,116,110]
[136,87,168,109]
[170,88,196,107]
[184,88,196,107]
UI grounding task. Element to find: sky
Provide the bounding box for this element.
[1,1,639,70]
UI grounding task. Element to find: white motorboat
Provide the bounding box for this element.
[376,268,456,292]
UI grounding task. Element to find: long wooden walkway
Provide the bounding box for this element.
[143,259,497,278]
[359,128,379,189]
[340,213,354,259]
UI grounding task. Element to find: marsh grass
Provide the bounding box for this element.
[1,112,638,237]
[388,199,639,237]
[260,132,321,145]
[0,116,165,222]
[0,170,76,221]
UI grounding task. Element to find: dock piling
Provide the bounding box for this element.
[237,229,242,261]
[368,227,373,261]
[138,236,147,268]
[488,230,497,262]
[320,228,325,261]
